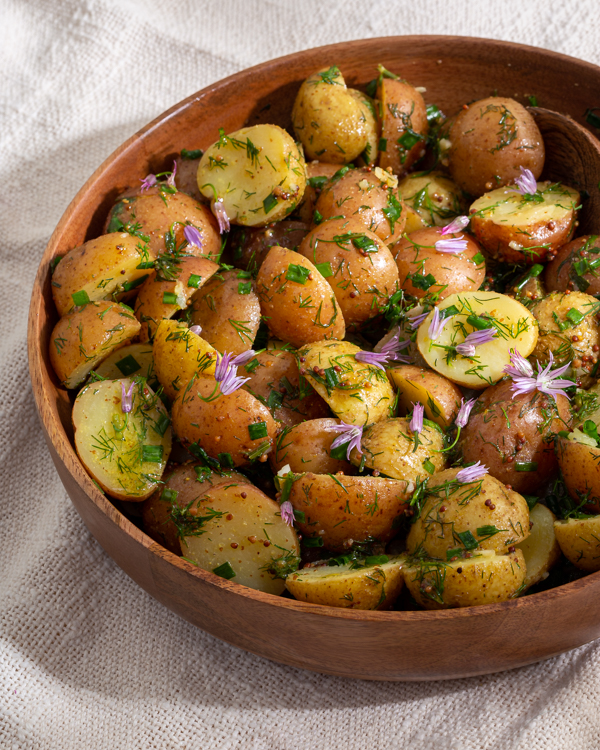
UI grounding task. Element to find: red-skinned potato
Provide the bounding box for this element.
[270,418,354,475]
[296,162,342,225]
[545,235,600,294]
[227,221,309,273]
[377,78,428,176]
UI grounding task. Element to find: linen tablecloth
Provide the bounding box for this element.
[3,1,600,747]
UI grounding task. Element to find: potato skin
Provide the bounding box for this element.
[296,162,341,225]
[314,166,406,245]
[448,96,544,197]
[392,226,485,301]
[545,235,600,294]
[50,300,141,389]
[554,515,600,571]
[387,365,463,429]
[288,473,411,552]
[298,217,399,329]
[557,435,600,513]
[173,153,203,201]
[257,246,345,347]
[407,468,530,559]
[228,221,309,273]
[377,78,428,176]
[172,375,279,467]
[516,502,560,590]
[459,380,571,494]
[190,268,261,355]
[270,418,354,475]
[397,171,467,230]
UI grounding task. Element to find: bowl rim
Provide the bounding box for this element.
[27,32,600,626]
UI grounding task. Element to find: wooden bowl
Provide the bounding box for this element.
[28,36,600,681]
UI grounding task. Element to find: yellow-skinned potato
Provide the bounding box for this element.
[448,96,544,197]
[349,89,379,166]
[105,188,222,260]
[416,292,538,389]
[73,379,171,501]
[470,182,579,264]
[256,246,345,347]
[172,374,278,467]
[554,514,600,571]
[350,417,447,482]
[516,503,561,590]
[403,549,526,609]
[142,462,251,555]
[182,482,300,594]
[189,268,261,355]
[297,340,395,426]
[134,255,219,341]
[95,343,156,383]
[392,226,486,301]
[242,350,330,428]
[387,365,462,429]
[270,418,354,475]
[557,433,600,513]
[377,77,428,176]
[152,320,217,401]
[52,233,156,316]
[313,166,406,245]
[397,171,466,230]
[197,124,306,226]
[407,468,530,559]
[286,555,406,609]
[50,300,141,389]
[288,473,411,552]
[298,217,399,329]
[292,66,369,164]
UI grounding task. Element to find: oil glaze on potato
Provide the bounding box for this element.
[397,171,466,230]
[516,503,561,590]
[554,514,600,572]
[197,124,306,226]
[296,162,341,225]
[50,300,141,389]
[182,483,300,594]
[557,434,600,513]
[545,235,600,294]
[349,89,379,166]
[392,226,485,301]
[73,379,171,501]
[416,292,538,389]
[288,473,411,552]
[448,96,544,197]
[286,555,406,609]
[257,246,345,347]
[377,77,428,176]
[387,365,463,429]
[470,182,579,264]
[406,469,530,559]
[270,418,354,475]
[460,381,570,494]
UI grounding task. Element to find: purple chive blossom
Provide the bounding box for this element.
[355,331,411,370]
[456,461,488,483]
[231,349,256,367]
[409,311,429,330]
[330,422,363,460]
[515,166,537,196]
[435,235,468,254]
[212,199,230,234]
[189,324,202,335]
[455,398,476,429]
[140,173,157,192]
[166,160,177,189]
[428,307,454,341]
[504,348,534,379]
[121,381,135,413]
[280,500,295,526]
[214,351,253,395]
[184,224,202,249]
[455,328,497,357]
[440,215,470,236]
[410,402,424,435]
[504,351,575,401]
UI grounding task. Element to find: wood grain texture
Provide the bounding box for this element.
[28,36,600,681]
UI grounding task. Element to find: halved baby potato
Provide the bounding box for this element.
[197,124,306,226]
[397,171,466,230]
[286,555,406,609]
[554,514,600,572]
[387,365,462,429]
[377,77,428,176]
[95,343,156,383]
[556,433,600,513]
[73,378,171,501]
[416,291,538,389]
[516,502,561,590]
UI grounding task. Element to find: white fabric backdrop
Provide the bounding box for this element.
[3,0,600,747]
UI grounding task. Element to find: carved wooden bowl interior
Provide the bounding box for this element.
[28,36,600,681]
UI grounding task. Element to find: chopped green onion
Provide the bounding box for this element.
[411,272,436,291]
[456,530,478,550]
[293,509,306,523]
[286,263,311,284]
[527,95,538,107]
[154,413,171,437]
[188,274,202,288]
[248,422,268,440]
[162,291,178,305]
[212,561,236,579]
[72,290,90,307]
[446,548,464,561]
[115,354,141,376]
[181,148,203,160]
[398,130,422,150]
[422,459,435,475]
[378,137,387,152]
[218,452,234,469]
[303,537,324,548]
[472,252,485,265]
[263,193,278,214]
[238,281,252,295]
[515,461,538,472]
[161,488,179,503]
[352,235,379,253]
[237,270,252,279]
[307,175,328,189]
[244,358,260,374]
[566,308,585,325]
[266,390,283,410]
[313,209,323,225]
[586,108,600,129]
[365,554,389,566]
[324,367,339,389]
[142,445,164,463]
[316,262,333,278]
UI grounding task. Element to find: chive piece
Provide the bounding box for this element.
[293,509,306,523]
[426,103,442,124]
[527,95,538,107]
[266,390,283,410]
[188,443,220,470]
[423,459,435,475]
[137,261,155,270]
[566,308,585,325]
[365,555,389,566]
[248,421,268,440]
[313,209,323,225]
[523,494,539,510]
[466,314,492,330]
[441,304,460,318]
[121,275,148,293]
[472,252,485,265]
[303,537,324,548]
[188,274,202,288]
[244,358,260,374]
[378,137,387,152]
[50,256,64,273]
[398,130,421,150]
[142,445,163,463]
[316,262,333,278]
[161,488,179,503]
[247,440,271,461]
[238,281,252,295]
[324,366,339,389]
[285,263,311,284]
[352,234,379,253]
[411,272,436,291]
[212,561,236,579]
[582,420,600,447]
[585,108,600,129]
[330,443,348,460]
[154,413,171,437]
[115,354,141,376]
[446,548,464,561]
[330,165,351,183]
[181,148,203,160]
[162,291,178,305]
[456,530,478,550]
[263,193,278,214]
[307,175,328,190]
[515,461,539,472]
[382,193,403,234]
[218,452,234,469]
[237,270,252,279]
[72,290,90,307]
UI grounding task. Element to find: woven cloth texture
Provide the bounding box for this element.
[3,0,600,747]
